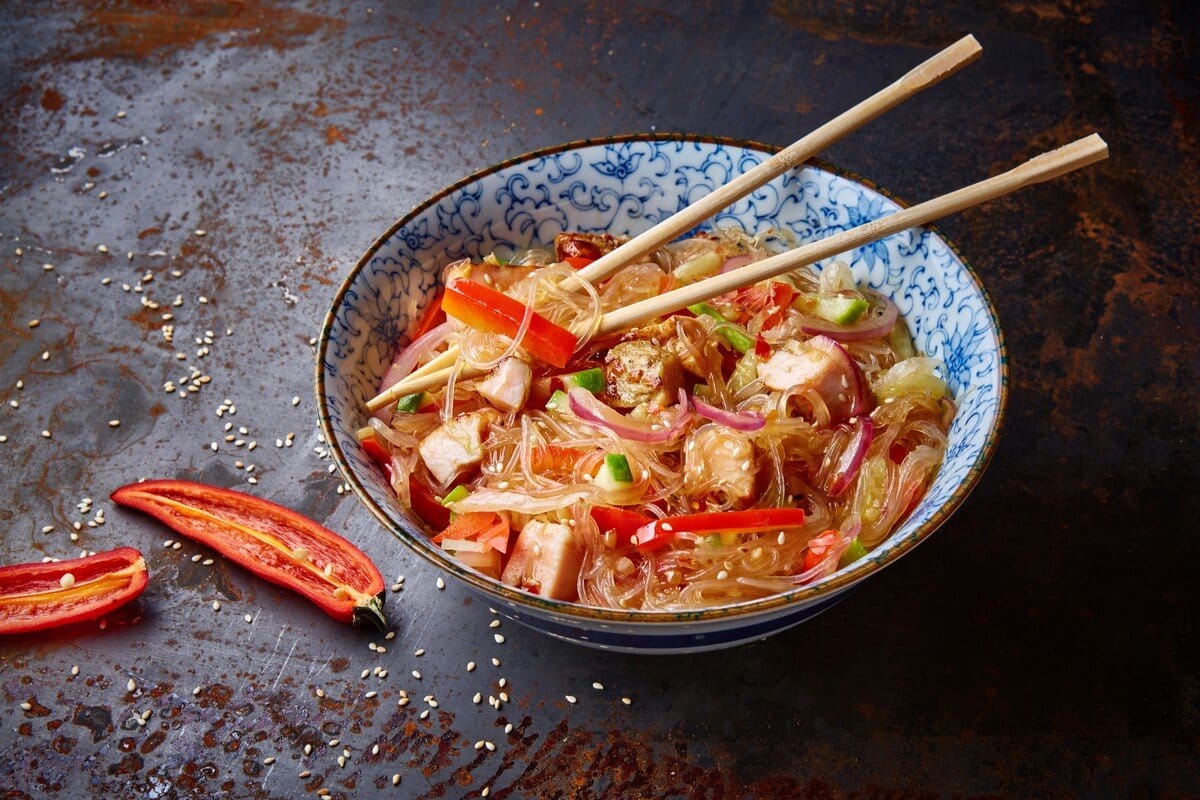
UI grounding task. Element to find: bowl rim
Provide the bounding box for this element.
[316,132,1009,625]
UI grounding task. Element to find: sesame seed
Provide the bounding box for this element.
[504,723,513,734]
[365,691,378,699]
[498,678,507,688]
[97,245,108,253]
[492,658,500,666]
[59,572,76,588]
[489,619,501,629]
[192,686,201,696]
[414,648,425,657]
[466,661,476,672]
[42,525,54,533]
[328,738,339,747]
[108,419,120,428]
[70,665,79,676]
[493,633,505,644]
[27,319,39,328]
[474,741,484,751]
[565,695,577,704]
[435,577,445,590]
[191,554,202,563]
[212,600,221,611]
[482,788,490,797]
[397,697,409,707]
[411,670,421,680]
[592,682,604,690]
[244,613,253,623]
[127,678,136,692]
[472,692,482,704]
[372,744,380,755]
[292,396,300,406]
[195,229,206,237]
[262,757,275,765]
[298,769,311,777]
[419,709,429,720]
[41,429,51,439]
[621,696,632,705]
[392,774,400,786]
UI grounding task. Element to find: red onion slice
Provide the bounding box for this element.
[805,335,871,420]
[567,388,692,443]
[379,320,454,394]
[720,254,753,273]
[798,289,898,342]
[825,416,874,497]
[691,396,766,431]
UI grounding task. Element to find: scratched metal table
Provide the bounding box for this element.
[2,2,1196,798]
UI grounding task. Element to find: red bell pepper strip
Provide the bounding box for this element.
[357,427,391,469]
[433,511,511,554]
[0,547,148,635]
[589,506,653,548]
[441,278,577,368]
[111,480,387,630]
[410,290,446,341]
[409,474,451,530]
[631,508,808,553]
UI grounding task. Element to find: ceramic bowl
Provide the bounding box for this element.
[317,135,1007,653]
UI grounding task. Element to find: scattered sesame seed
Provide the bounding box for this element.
[244,613,253,623]
[365,691,377,699]
[195,229,206,237]
[482,787,490,797]
[41,525,54,533]
[498,678,507,688]
[419,709,430,720]
[97,244,108,254]
[466,661,476,672]
[59,572,75,588]
[435,577,445,590]
[411,670,421,680]
[263,756,275,765]
[298,769,311,778]
[392,774,401,786]
[71,665,79,676]
[212,600,221,611]
[504,723,513,734]
[592,682,604,690]
[127,678,136,692]
[372,744,380,755]
[192,686,201,696]
[27,319,39,328]
[565,695,577,704]
[491,658,501,667]
[108,419,121,428]
[397,697,409,707]
[493,633,505,644]
[621,696,632,705]
[292,396,300,406]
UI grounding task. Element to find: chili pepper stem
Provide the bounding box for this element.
[353,594,389,632]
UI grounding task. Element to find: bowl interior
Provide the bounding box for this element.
[318,135,1006,621]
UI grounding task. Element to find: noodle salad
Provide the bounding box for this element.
[358,229,953,610]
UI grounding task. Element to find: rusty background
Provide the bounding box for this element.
[1,1,1197,797]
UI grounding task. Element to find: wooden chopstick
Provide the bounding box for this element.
[366,36,983,412]
[567,34,983,288]
[594,134,1109,336]
[370,135,1107,400]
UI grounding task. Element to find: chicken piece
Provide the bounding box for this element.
[627,319,708,378]
[684,424,758,506]
[477,357,532,412]
[758,339,864,423]
[603,340,684,409]
[417,409,500,485]
[500,520,583,600]
[554,231,622,262]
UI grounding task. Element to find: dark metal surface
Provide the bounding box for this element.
[1,1,1196,797]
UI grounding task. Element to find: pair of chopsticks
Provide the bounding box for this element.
[367,34,1105,412]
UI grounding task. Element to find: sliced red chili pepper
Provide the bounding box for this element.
[753,334,772,359]
[409,474,451,530]
[410,290,447,340]
[111,480,387,630]
[589,506,653,548]
[441,278,577,368]
[433,511,511,554]
[631,508,808,553]
[0,547,148,635]
[563,255,595,270]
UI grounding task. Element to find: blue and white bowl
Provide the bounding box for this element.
[317,135,1007,653]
